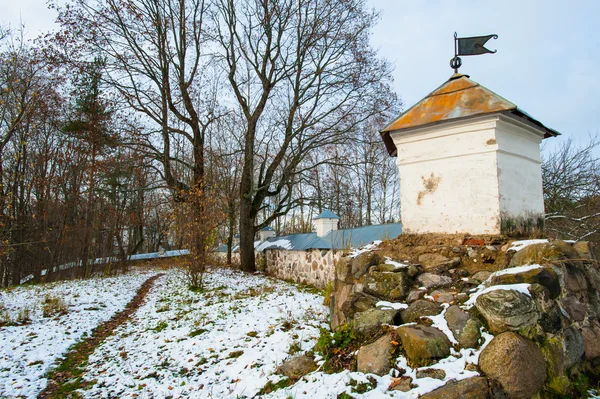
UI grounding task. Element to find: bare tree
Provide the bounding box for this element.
[213,0,396,271]
[543,136,600,242]
[54,0,220,288]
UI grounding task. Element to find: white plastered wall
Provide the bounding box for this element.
[390,114,547,235]
[494,116,545,220]
[315,219,338,237]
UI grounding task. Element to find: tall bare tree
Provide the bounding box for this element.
[213,0,396,271]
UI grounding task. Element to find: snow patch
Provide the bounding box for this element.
[493,264,543,276]
[348,241,382,258]
[376,301,409,310]
[464,283,532,308]
[508,239,548,252]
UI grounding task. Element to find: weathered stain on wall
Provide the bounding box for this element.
[263,249,342,288]
[416,173,441,205]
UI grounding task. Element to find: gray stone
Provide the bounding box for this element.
[388,376,413,392]
[401,300,442,323]
[582,321,600,361]
[490,267,560,299]
[357,334,393,376]
[335,257,353,283]
[353,308,397,339]
[469,271,492,285]
[561,296,586,322]
[418,254,460,272]
[475,288,539,334]
[276,355,317,380]
[479,332,546,399]
[416,368,446,380]
[364,271,411,301]
[563,326,585,368]
[563,264,588,293]
[407,289,425,303]
[407,265,421,278]
[396,325,451,366]
[420,377,489,399]
[444,305,481,349]
[340,292,379,321]
[352,252,382,279]
[431,290,455,304]
[416,273,452,289]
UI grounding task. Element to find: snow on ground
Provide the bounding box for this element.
[508,239,548,252]
[349,241,382,258]
[80,268,329,399]
[0,269,159,398]
[384,258,409,270]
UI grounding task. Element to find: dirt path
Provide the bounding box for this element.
[38,273,164,399]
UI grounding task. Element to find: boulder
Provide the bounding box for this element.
[490,267,560,299]
[363,271,411,301]
[396,325,451,366]
[407,289,425,303]
[416,368,446,380]
[561,296,586,322]
[563,326,585,369]
[357,334,393,376]
[583,263,600,291]
[444,305,481,349]
[352,252,382,279]
[582,321,600,361]
[431,290,455,304]
[330,282,353,329]
[340,292,379,321]
[469,271,492,285]
[407,265,421,278]
[563,263,589,293]
[418,254,461,272]
[401,300,442,324]
[509,241,578,267]
[276,355,317,380]
[572,241,594,260]
[335,257,354,283]
[352,308,398,339]
[479,332,546,399]
[475,288,539,334]
[416,273,453,289]
[419,377,489,399]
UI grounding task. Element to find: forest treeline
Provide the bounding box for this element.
[1,0,598,287]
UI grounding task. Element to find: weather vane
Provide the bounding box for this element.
[450,32,498,73]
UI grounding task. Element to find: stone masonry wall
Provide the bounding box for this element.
[264,249,342,289]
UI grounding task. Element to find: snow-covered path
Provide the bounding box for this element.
[80,268,329,399]
[0,270,160,398]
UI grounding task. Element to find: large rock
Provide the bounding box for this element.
[357,334,393,376]
[407,289,425,303]
[479,332,546,399]
[561,296,586,322]
[401,300,442,324]
[416,273,452,289]
[573,241,595,260]
[490,267,560,299]
[475,288,539,334]
[335,257,354,283]
[563,263,589,293]
[509,240,578,267]
[419,377,489,399]
[444,305,481,349]
[418,254,461,272]
[470,270,493,285]
[352,308,398,339]
[276,355,317,380]
[363,271,411,301]
[340,292,379,321]
[330,281,354,329]
[352,252,382,279]
[396,325,451,366]
[582,321,600,361]
[563,326,585,368]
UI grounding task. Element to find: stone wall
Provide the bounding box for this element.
[328,236,600,398]
[263,249,342,288]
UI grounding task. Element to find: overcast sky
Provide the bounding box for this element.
[2,0,599,149]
